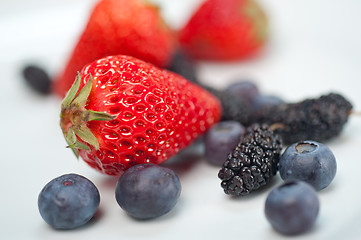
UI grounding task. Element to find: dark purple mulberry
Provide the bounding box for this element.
[255,93,353,144]
[218,124,283,196]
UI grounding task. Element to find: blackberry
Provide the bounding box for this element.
[203,85,254,126]
[218,124,283,196]
[256,93,353,144]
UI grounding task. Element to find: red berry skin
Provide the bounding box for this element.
[62,55,221,176]
[53,0,177,98]
[179,0,268,61]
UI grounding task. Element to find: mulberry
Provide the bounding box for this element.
[255,93,353,144]
[218,124,283,196]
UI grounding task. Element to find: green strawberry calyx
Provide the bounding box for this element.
[242,0,268,42]
[60,73,116,157]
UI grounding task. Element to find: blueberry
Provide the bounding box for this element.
[225,80,259,105]
[115,163,181,219]
[265,180,320,235]
[167,50,198,84]
[279,140,337,190]
[22,65,52,95]
[252,94,284,112]
[204,121,245,166]
[38,173,100,229]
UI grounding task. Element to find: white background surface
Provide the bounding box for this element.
[1,0,361,239]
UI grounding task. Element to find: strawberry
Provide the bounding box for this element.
[60,55,222,176]
[53,0,177,98]
[178,0,268,61]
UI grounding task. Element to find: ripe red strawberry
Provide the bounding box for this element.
[178,0,268,61]
[60,55,222,176]
[53,0,177,98]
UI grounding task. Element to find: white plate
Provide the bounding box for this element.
[1,0,361,239]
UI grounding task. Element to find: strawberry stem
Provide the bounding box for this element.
[60,73,116,157]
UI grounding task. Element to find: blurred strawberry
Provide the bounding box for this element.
[54,0,177,97]
[179,0,268,61]
[60,55,221,176]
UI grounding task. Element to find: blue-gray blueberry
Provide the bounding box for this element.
[204,121,245,166]
[115,163,181,219]
[265,180,320,235]
[279,140,337,190]
[38,173,100,229]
